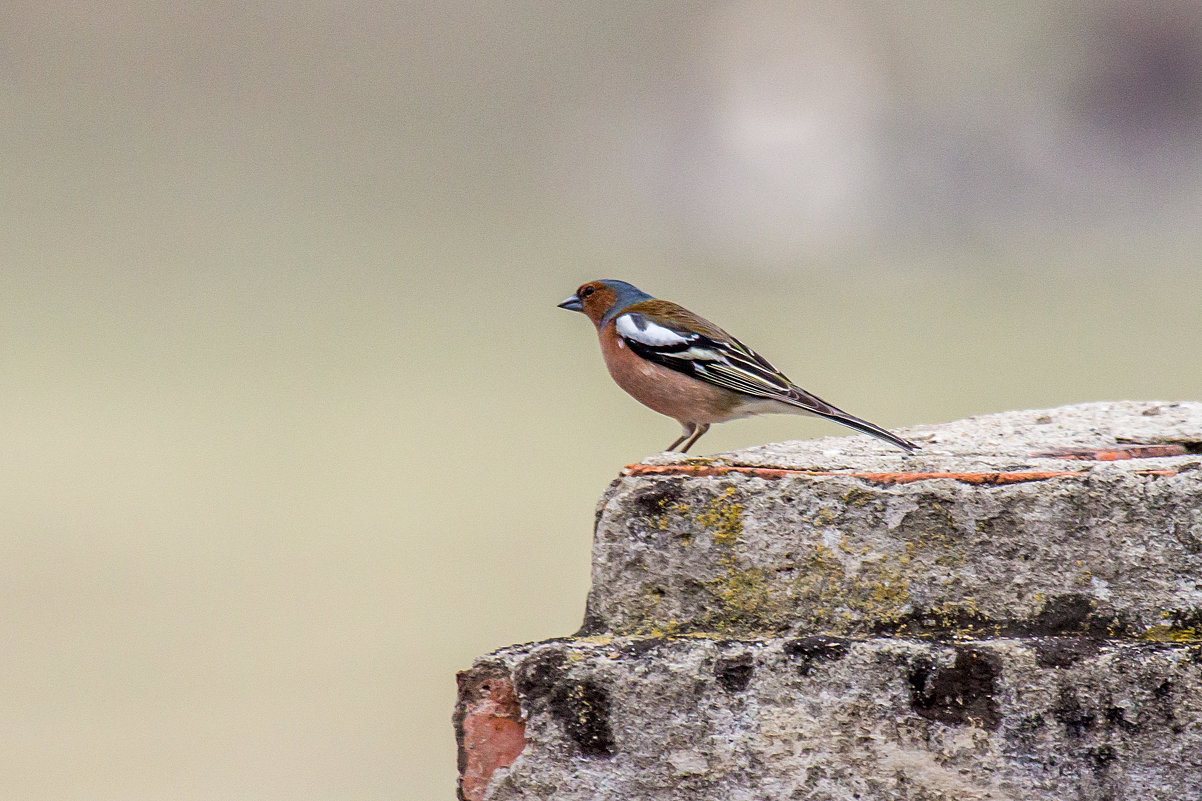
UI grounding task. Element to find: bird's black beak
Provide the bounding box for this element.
[557,293,583,312]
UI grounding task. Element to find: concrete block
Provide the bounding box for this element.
[459,636,1202,800]
[585,402,1202,640]
[456,402,1202,800]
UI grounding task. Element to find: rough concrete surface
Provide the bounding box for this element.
[586,402,1202,640]
[461,636,1202,801]
[457,402,1202,800]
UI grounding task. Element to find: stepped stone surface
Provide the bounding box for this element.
[456,402,1202,801]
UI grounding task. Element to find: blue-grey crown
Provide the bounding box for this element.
[598,280,654,327]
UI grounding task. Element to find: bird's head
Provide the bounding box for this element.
[558,279,653,327]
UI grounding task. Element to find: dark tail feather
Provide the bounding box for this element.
[816,408,919,453]
[783,388,919,454]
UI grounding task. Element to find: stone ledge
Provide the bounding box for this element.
[457,635,1202,801]
[633,400,1202,472]
[583,402,1202,639]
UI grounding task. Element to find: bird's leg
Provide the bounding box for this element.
[666,423,696,452]
[678,423,710,453]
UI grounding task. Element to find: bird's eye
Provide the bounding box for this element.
[580,286,595,298]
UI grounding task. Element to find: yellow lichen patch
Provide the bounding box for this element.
[785,541,919,634]
[812,507,837,527]
[1140,625,1202,642]
[837,533,871,556]
[669,502,693,542]
[899,510,966,569]
[644,500,695,541]
[646,501,692,533]
[572,634,614,646]
[696,487,744,549]
[700,566,789,635]
[789,544,851,630]
[625,584,671,624]
[684,489,927,635]
[643,618,683,638]
[851,558,913,622]
[840,487,876,507]
[678,631,725,640]
[922,601,987,636]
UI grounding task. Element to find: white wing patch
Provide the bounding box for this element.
[615,313,693,347]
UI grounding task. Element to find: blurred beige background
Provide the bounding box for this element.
[3,2,1202,799]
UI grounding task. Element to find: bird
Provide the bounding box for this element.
[558,279,918,454]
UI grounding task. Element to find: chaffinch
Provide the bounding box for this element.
[558,279,918,454]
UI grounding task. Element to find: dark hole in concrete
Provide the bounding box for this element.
[1104,706,1139,733]
[631,479,686,516]
[549,680,615,759]
[873,605,994,638]
[1053,689,1096,737]
[715,654,755,692]
[908,647,1001,729]
[784,636,849,676]
[875,595,1122,639]
[1033,637,1103,668]
[1032,594,1094,633]
[514,651,567,705]
[1089,745,1117,773]
[619,637,669,658]
[1016,713,1045,734]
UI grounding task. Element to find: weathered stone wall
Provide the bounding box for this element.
[456,402,1202,800]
